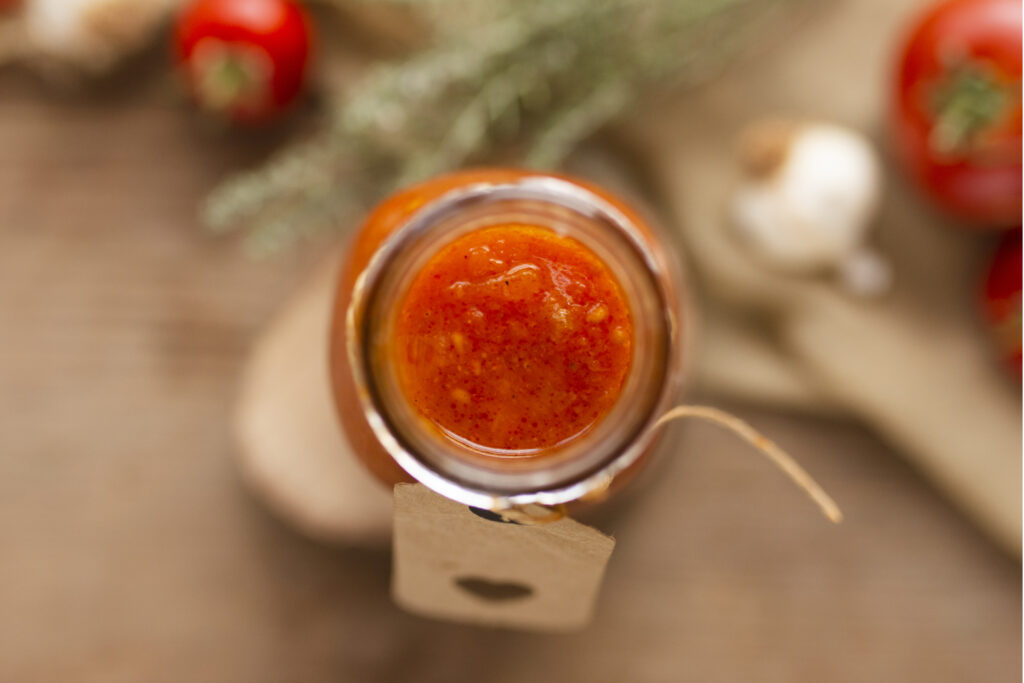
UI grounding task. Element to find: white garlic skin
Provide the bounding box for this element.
[732,123,882,272]
[24,0,179,72]
[837,247,893,298]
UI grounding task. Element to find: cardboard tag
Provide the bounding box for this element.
[392,483,615,632]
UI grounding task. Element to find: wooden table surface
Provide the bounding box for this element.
[1,61,1020,682]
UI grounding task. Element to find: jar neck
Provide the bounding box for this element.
[347,175,685,509]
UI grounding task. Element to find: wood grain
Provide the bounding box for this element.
[0,52,1019,683]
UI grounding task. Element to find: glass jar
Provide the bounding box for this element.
[329,169,688,511]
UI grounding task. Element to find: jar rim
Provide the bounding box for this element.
[346,174,687,509]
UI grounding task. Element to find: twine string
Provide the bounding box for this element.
[654,405,843,524]
[501,404,843,525]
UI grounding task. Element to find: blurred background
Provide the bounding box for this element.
[1,0,1021,681]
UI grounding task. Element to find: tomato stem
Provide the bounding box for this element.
[191,41,271,117]
[929,62,1012,157]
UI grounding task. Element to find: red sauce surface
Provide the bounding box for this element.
[393,225,633,451]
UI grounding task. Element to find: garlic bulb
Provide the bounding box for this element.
[731,120,882,273]
[23,0,180,73]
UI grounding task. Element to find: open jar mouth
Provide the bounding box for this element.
[347,175,686,509]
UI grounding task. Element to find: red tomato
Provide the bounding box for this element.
[890,0,1022,227]
[981,230,1022,378]
[175,0,312,124]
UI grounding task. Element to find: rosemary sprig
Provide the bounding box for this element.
[203,0,799,255]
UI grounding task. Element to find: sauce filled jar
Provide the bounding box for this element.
[329,169,688,511]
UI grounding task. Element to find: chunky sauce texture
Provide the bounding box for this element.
[394,225,633,451]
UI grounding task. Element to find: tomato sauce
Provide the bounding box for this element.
[393,224,634,451]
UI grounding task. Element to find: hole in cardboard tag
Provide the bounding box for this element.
[468,506,522,525]
[454,576,535,602]
[393,484,615,631]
